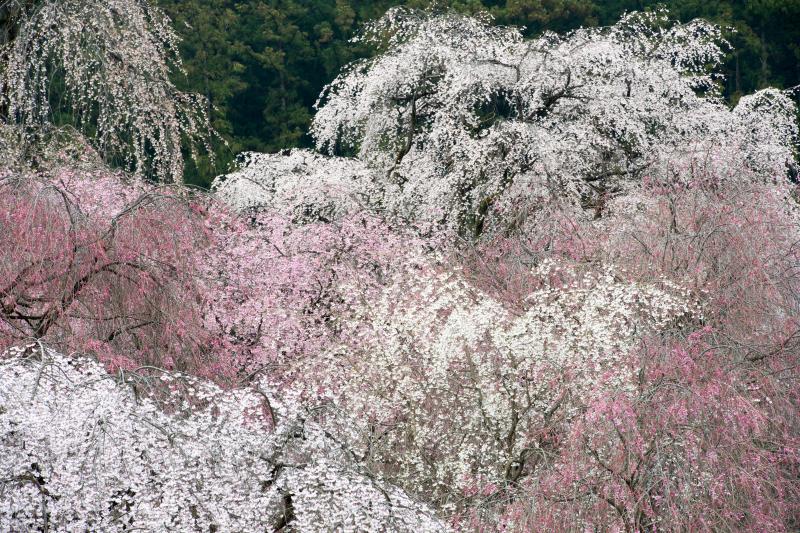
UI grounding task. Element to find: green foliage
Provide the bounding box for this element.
[156,0,800,187]
[157,0,393,185]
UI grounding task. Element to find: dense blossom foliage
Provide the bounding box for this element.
[0,164,213,373]
[2,7,800,532]
[0,0,213,182]
[293,260,698,501]
[213,149,376,220]
[0,344,445,531]
[310,8,797,236]
[199,206,422,382]
[486,329,800,532]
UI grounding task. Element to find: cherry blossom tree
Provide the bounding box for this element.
[479,328,800,532]
[2,6,799,531]
[0,165,221,373]
[0,343,446,531]
[309,8,797,237]
[287,257,699,516]
[0,0,213,182]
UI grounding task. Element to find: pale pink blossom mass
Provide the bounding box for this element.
[1,4,799,531]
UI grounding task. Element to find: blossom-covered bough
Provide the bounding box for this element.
[292,260,700,500]
[0,343,446,531]
[0,0,213,182]
[2,6,800,532]
[0,164,215,373]
[305,8,797,236]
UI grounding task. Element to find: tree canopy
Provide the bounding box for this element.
[0,0,214,182]
[154,0,800,186]
[2,3,800,531]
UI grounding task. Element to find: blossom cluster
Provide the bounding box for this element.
[0,344,445,531]
[1,6,799,531]
[0,0,213,182]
